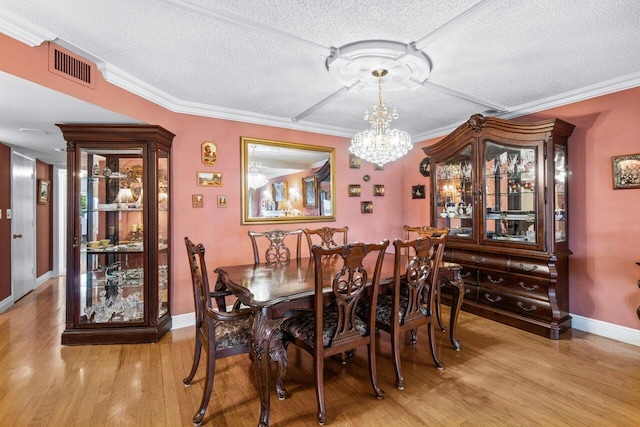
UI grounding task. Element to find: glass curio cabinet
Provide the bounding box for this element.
[424,114,574,339]
[59,124,174,345]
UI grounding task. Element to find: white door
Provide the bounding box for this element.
[11,151,36,301]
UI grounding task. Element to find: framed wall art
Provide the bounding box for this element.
[302,175,317,208]
[412,185,426,199]
[192,194,204,208]
[348,184,361,197]
[361,201,373,213]
[201,141,218,166]
[217,195,228,208]
[38,179,51,204]
[612,153,640,189]
[373,184,385,196]
[349,154,361,169]
[197,171,222,186]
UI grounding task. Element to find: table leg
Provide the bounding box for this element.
[252,308,283,427]
[442,272,464,351]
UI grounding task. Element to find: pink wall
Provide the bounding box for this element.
[2,33,638,330]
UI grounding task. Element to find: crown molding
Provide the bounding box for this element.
[413,71,640,143]
[0,7,57,47]
[97,62,356,138]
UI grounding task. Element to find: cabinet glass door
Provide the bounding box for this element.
[434,144,474,238]
[80,148,145,324]
[554,145,567,243]
[157,150,169,318]
[483,141,538,244]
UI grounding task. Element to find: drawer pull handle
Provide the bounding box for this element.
[519,282,539,291]
[471,256,486,264]
[487,275,504,284]
[461,271,472,278]
[517,302,538,312]
[518,263,538,272]
[484,293,502,303]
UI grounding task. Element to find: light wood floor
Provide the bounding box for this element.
[1,276,639,426]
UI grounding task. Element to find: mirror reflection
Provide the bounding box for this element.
[241,137,335,224]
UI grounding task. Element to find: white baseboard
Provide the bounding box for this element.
[570,313,640,347]
[171,312,195,330]
[0,295,14,314]
[36,271,53,287]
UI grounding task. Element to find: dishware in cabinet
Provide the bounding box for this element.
[423,114,574,339]
[60,124,174,345]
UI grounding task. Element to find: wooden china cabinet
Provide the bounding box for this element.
[423,114,574,339]
[59,124,174,345]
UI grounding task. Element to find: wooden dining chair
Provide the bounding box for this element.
[303,226,349,256]
[403,225,449,331]
[281,240,389,425]
[183,237,287,426]
[374,236,447,390]
[248,228,303,266]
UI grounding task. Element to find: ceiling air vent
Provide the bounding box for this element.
[48,43,95,88]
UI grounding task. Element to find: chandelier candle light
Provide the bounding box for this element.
[349,69,412,167]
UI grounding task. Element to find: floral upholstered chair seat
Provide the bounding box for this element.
[282,306,368,348]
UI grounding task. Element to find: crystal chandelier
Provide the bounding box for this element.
[349,69,412,167]
[247,145,268,190]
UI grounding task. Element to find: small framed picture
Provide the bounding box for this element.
[38,179,51,204]
[373,185,385,196]
[361,201,373,213]
[374,164,384,171]
[349,154,361,169]
[412,185,426,199]
[201,141,218,166]
[192,194,204,208]
[217,195,228,208]
[612,153,640,189]
[197,171,222,186]
[419,157,431,177]
[348,184,361,197]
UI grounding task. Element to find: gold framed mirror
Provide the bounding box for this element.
[241,137,335,225]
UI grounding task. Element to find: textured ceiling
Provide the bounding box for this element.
[1,0,640,165]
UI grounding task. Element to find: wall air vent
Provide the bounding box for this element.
[48,43,95,88]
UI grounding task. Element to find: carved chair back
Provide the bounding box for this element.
[303,226,349,258]
[248,228,303,266]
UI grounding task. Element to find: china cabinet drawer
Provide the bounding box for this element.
[458,266,478,285]
[462,283,478,301]
[479,288,552,320]
[509,256,551,278]
[478,270,548,299]
[453,250,508,271]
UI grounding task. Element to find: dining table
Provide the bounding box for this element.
[214,255,464,426]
